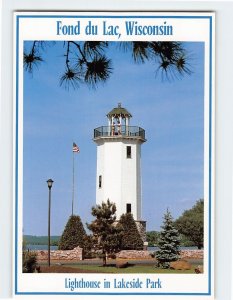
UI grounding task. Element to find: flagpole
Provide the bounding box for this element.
[72,148,75,216]
[72,142,79,216]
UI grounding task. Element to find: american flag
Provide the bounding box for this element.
[73,142,80,153]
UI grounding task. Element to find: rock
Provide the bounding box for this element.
[170,260,192,270]
[116,260,129,268]
[195,265,203,273]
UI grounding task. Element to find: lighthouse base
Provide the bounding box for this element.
[135,220,147,243]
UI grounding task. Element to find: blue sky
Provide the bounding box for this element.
[23,41,204,235]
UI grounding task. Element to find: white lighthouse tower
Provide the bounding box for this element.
[93,103,146,235]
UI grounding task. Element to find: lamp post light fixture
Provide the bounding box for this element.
[47,179,53,267]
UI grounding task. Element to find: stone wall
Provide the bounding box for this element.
[116,249,203,260]
[180,250,203,259]
[116,250,151,259]
[35,248,203,261]
[35,247,83,261]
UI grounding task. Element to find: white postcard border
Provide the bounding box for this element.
[13,12,215,297]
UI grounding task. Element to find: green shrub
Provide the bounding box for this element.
[23,250,38,273]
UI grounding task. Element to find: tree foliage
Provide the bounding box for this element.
[156,209,180,268]
[87,199,122,266]
[174,199,204,249]
[146,231,160,247]
[58,215,87,250]
[117,213,143,250]
[24,41,191,90]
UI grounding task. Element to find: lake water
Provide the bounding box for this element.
[26,245,58,251]
[26,245,198,251]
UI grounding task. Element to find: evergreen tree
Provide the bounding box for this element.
[59,215,87,250]
[156,209,180,268]
[118,213,143,250]
[87,199,122,266]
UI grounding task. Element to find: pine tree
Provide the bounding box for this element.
[156,209,181,268]
[118,213,143,250]
[87,199,122,266]
[24,41,191,90]
[59,215,87,250]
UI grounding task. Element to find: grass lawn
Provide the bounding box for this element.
[60,263,199,274]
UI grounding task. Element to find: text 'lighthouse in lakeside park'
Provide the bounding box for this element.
[93,103,147,240]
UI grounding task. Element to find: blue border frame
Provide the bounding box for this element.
[15,13,214,296]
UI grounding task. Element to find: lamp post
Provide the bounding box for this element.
[47,179,53,267]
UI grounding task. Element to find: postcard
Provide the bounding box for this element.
[13,11,215,298]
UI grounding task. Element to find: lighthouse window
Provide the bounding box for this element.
[99,175,102,188]
[126,203,131,214]
[126,146,132,158]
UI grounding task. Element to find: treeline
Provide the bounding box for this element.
[24,235,60,246]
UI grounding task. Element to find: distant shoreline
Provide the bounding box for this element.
[24,235,60,246]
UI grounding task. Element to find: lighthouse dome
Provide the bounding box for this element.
[107,103,132,118]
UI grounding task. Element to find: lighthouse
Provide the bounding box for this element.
[93,103,146,235]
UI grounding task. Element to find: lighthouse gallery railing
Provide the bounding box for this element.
[94,125,145,140]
